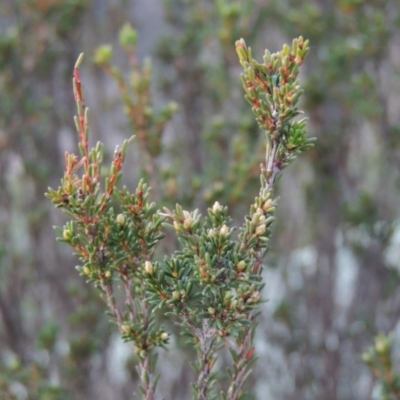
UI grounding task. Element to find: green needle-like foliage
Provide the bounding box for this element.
[47,36,313,400]
[236,36,314,178]
[46,54,166,400]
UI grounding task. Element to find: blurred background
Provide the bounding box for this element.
[1,0,400,399]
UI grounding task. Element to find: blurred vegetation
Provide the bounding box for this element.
[1,0,400,399]
[0,1,114,399]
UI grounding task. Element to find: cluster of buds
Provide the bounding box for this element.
[252,208,267,236]
[235,37,309,135]
[166,205,201,234]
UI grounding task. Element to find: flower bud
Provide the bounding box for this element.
[160,332,169,341]
[250,291,261,303]
[235,39,248,62]
[255,224,266,236]
[208,229,216,238]
[212,201,223,213]
[375,335,390,356]
[105,271,112,279]
[116,213,125,226]
[183,214,193,229]
[172,291,180,300]
[236,261,246,271]
[144,261,154,274]
[121,324,131,334]
[63,228,73,241]
[119,23,137,49]
[220,224,229,236]
[94,45,113,65]
[251,208,263,224]
[208,307,216,315]
[173,221,181,232]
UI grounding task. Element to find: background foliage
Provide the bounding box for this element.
[1,0,400,399]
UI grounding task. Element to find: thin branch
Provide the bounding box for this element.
[196,319,217,400]
[226,322,254,400]
[103,282,123,326]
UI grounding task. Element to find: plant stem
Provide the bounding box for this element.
[226,322,255,400]
[192,319,217,400]
[139,353,156,400]
[265,139,281,187]
[103,282,123,325]
[104,280,157,400]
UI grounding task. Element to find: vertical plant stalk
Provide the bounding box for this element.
[75,54,158,399]
[193,319,218,400]
[103,279,156,399]
[226,257,262,400]
[225,37,313,399]
[137,291,157,400]
[227,132,282,400]
[106,277,157,399]
[139,349,156,400]
[226,322,255,400]
[47,53,169,400]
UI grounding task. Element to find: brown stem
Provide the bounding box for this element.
[138,353,156,400]
[103,282,123,325]
[233,137,280,396]
[226,322,254,400]
[123,272,158,399]
[193,319,217,400]
[137,299,157,400]
[265,139,281,188]
[122,272,138,318]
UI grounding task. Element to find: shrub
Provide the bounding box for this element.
[46,35,313,399]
